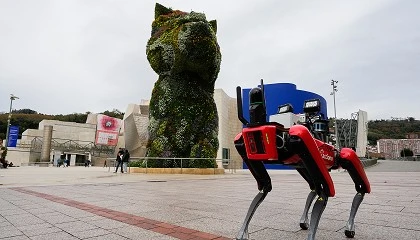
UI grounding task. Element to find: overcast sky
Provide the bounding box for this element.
[1,0,419,120]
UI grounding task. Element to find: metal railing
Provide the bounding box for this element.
[20,137,116,157]
[21,162,52,167]
[106,157,233,174]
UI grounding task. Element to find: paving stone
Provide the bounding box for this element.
[28,231,80,240]
[0,236,31,240]
[0,208,28,216]
[249,227,308,240]
[178,217,260,239]
[3,214,45,226]
[56,209,97,219]
[355,222,420,240]
[54,220,98,232]
[0,225,24,239]
[109,203,160,214]
[137,208,205,224]
[69,228,111,239]
[17,204,48,211]
[109,225,175,240]
[36,212,77,224]
[15,223,54,232]
[78,215,107,222]
[0,203,19,211]
[19,226,62,237]
[90,218,131,230]
[24,208,57,215]
[84,233,129,240]
[0,220,13,227]
[149,235,178,240]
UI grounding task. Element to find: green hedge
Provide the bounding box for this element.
[128,158,217,168]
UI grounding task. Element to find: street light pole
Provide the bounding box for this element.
[5,94,19,148]
[330,80,339,149]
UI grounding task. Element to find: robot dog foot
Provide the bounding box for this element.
[344,193,365,238]
[306,193,328,240]
[236,228,249,240]
[299,190,317,230]
[236,191,268,240]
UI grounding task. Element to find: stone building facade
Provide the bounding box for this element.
[9,120,97,166]
[377,139,420,159]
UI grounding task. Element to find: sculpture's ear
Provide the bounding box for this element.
[155,3,172,19]
[209,20,217,34]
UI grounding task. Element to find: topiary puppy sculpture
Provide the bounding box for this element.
[146,3,221,168]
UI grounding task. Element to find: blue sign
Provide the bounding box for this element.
[7,125,19,147]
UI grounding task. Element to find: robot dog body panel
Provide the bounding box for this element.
[340,148,371,194]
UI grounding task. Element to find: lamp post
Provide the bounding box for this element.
[5,94,19,148]
[330,80,339,149]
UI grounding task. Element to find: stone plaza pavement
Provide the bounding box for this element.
[0,160,420,240]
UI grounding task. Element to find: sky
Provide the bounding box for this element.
[0,0,419,120]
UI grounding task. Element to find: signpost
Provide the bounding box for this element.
[7,125,19,147]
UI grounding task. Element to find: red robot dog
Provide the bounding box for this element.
[234,80,371,240]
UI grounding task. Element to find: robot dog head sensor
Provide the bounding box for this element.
[277,103,294,114]
[303,99,321,113]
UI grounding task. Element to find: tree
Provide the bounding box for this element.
[400,148,413,157]
[367,132,382,145]
[13,109,38,114]
[101,109,124,119]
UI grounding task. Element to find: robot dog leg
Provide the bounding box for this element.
[289,125,336,240]
[339,148,371,238]
[236,159,270,240]
[297,168,317,230]
[235,136,272,240]
[296,166,329,240]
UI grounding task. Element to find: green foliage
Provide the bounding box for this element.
[54,113,87,123]
[14,109,38,114]
[367,131,382,145]
[400,148,414,157]
[128,160,146,168]
[146,3,221,168]
[187,158,217,168]
[142,157,216,168]
[367,118,420,144]
[101,109,124,119]
[189,139,217,168]
[154,3,172,19]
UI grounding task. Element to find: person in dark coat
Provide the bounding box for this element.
[122,149,130,173]
[114,148,124,173]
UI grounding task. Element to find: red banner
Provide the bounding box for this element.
[95,114,122,146]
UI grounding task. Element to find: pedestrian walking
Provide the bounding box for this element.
[85,153,91,167]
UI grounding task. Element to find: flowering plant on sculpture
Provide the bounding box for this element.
[146,3,221,168]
